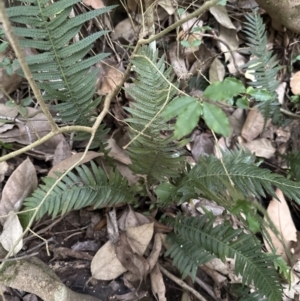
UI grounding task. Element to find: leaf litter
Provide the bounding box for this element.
[3,0,300,300]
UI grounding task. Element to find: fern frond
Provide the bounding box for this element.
[173,150,300,207]
[125,47,184,183]
[6,0,116,146]
[165,214,282,301]
[24,161,134,220]
[243,10,281,120]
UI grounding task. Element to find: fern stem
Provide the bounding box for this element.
[0,0,59,132]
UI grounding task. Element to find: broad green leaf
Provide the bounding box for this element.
[203,77,245,101]
[202,102,230,137]
[248,88,272,101]
[0,42,8,53]
[155,182,176,202]
[174,101,203,138]
[162,96,198,120]
[180,40,190,48]
[236,97,249,109]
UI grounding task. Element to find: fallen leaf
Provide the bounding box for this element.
[148,234,162,271]
[82,0,105,9]
[0,212,23,255]
[91,240,127,280]
[97,63,124,95]
[217,26,238,62]
[0,161,8,183]
[0,158,37,225]
[264,189,297,263]
[158,0,175,15]
[290,71,300,95]
[91,220,153,281]
[0,108,63,153]
[52,138,72,166]
[241,108,265,142]
[118,206,150,230]
[48,151,102,178]
[242,138,276,159]
[209,5,236,29]
[150,264,166,301]
[115,232,149,280]
[209,57,225,83]
[111,18,137,42]
[126,222,154,255]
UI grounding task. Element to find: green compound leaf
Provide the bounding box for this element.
[247,87,273,102]
[203,77,245,101]
[162,96,203,139]
[202,102,230,137]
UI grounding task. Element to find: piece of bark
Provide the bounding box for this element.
[0,257,102,301]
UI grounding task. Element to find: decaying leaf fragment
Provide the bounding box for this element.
[264,189,297,263]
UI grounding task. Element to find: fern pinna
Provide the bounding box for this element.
[243,10,281,120]
[125,47,185,184]
[165,214,283,301]
[5,0,115,144]
[24,161,134,220]
[165,150,300,208]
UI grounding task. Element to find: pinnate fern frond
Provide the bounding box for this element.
[174,151,300,207]
[165,214,282,301]
[6,0,115,132]
[243,10,281,120]
[125,47,184,183]
[24,161,134,220]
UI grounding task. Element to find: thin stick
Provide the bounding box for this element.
[159,264,208,301]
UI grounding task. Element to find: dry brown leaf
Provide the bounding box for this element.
[126,222,154,255]
[0,161,8,183]
[169,43,189,80]
[150,264,166,301]
[106,138,131,165]
[0,108,63,153]
[158,0,175,15]
[91,240,127,280]
[290,71,300,95]
[111,18,137,41]
[264,189,297,263]
[241,108,265,142]
[118,206,150,230]
[0,157,37,225]
[91,220,153,281]
[52,138,72,166]
[209,5,236,29]
[148,234,162,271]
[209,57,225,83]
[115,232,149,280]
[82,0,104,9]
[242,138,276,159]
[48,151,102,178]
[97,64,124,95]
[190,131,214,162]
[217,26,238,62]
[0,211,23,255]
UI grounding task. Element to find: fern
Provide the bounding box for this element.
[170,150,300,207]
[165,214,282,301]
[6,0,115,146]
[24,161,134,220]
[243,10,281,120]
[125,47,185,183]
